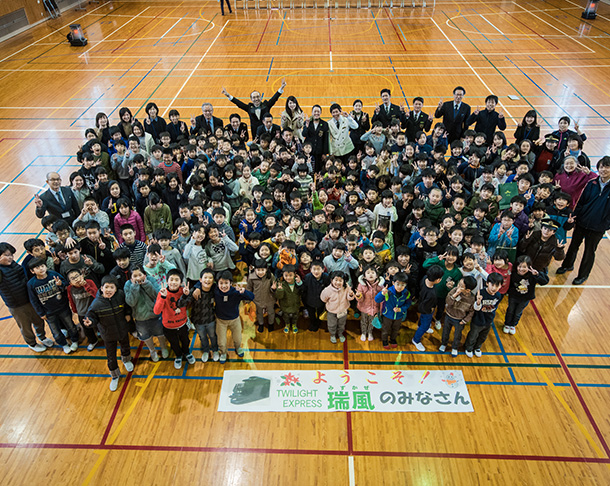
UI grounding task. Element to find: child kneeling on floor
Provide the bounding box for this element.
[320,271,355,344]
[464,272,504,357]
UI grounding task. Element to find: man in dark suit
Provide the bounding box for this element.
[190,102,223,137]
[302,105,329,172]
[34,172,80,225]
[434,86,471,143]
[466,94,507,143]
[255,113,281,141]
[224,113,249,144]
[222,79,287,139]
[404,96,433,142]
[372,88,406,128]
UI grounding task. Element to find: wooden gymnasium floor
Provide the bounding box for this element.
[1,0,610,484]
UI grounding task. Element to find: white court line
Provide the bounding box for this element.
[512,2,595,53]
[430,18,515,121]
[477,14,508,36]
[161,19,229,117]
[543,285,610,289]
[0,181,46,191]
[0,2,111,64]
[329,51,333,72]
[348,456,355,486]
[155,16,187,44]
[79,7,151,58]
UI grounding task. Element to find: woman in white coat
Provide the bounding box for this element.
[328,103,358,158]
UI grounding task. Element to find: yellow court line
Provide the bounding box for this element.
[513,333,606,459]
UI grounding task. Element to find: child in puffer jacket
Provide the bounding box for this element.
[355,265,384,342]
[320,270,355,345]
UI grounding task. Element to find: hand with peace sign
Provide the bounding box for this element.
[183,282,190,296]
[54,275,63,287]
[159,282,168,298]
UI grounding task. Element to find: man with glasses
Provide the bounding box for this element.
[34,172,80,225]
[190,103,224,137]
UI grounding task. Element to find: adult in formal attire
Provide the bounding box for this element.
[434,86,471,143]
[404,97,432,143]
[466,94,507,143]
[302,105,329,172]
[222,79,287,139]
[328,103,358,159]
[349,99,370,154]
[280,96,305,142]
[143,102,167,143]
[255,113,282,141]
[34,172,81,225]
[166,109,189,142]
[224,113,249,144]
[556,157,610,285]
[190,103,223,137]
[372,88,406,128]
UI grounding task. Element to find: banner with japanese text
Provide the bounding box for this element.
[218,370,473,413]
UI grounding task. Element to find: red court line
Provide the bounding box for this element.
[342,339,353,456]
[531,302,610,458]
[498,8,559,50]
[0,441,609,464]
[384,8,406,52]
[255,12,272,53]
[99,342,143,445]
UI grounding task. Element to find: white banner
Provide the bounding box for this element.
[218,370,473,413]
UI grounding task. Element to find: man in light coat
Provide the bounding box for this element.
[328,103,358,158]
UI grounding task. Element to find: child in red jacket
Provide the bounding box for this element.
[153,268,194,370]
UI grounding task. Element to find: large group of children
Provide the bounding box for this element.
[1,85,607,392]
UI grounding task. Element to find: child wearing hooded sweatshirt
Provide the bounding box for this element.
[374,272,412,349]
[355,265,385,342]
[320,270,355,344]
[247,259,277,333]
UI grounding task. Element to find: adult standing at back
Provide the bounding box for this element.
[190,103,223,137]
[466,94,506,143]
[302,104,329,172]
[328,103,358,159]
[221,79,287,139]
[435,86,471,143]
[372,88,406,128]
[34,172,80,225]
[556,156,610,285]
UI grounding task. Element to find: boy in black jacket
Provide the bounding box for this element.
[464,272,503,357]
[301,261,330,332]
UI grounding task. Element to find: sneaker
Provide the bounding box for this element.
[219,353,227,364]
[87,341,98,352]
[267,324,274,332]
[161,347,170,359]
[368,333,374,341]
[70,341,78,352]
[339,336,346,343]
[330,336,337,344]
[283,325,289,334]
[41,338,54,347]
[257,325,264,333]
[435,320,442,330]
[426,328,434,334]
[474,349,482,357]
[412,340,426,352]
[509,326,516,335]
[186,354,195,365]
[212,351,220,362]
[465,350,473,358]
[292,324,298,334]
[451,349,458,357]
[109,377,119,392]
[124,360,134,372]
[503,326,510,334]
[439,344,447,353]
[201,352,209,363]
[556,266,572,275]
[62,345,72,354]
[236,348,245,358]
[360,333,366,341]
[390,342,397,348]
[151,351,160,362]
[28,344,47,352]
[383,342,390,350]
[174,357,182,369]
[302,309,309,318]
[131,331,138,339]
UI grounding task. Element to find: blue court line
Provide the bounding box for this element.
[572,93,610,126]
[397,25,408,44]
[370,10,385,45]
[107,59,162,118]
[154,14,189,46]
[504,56,573,120]
[0,156,39,195]
[265,57,274,83]
[172,16,199,46]
[388,56,409,111]
[276,12,286,46]
[0,232,39,236]
[69,92,105,127]
[460,11,492,43]
[528,56,559,81]
[118,59,140,80]
[182,331,198,376]
[491,323,516,383]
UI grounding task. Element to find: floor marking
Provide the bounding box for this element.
[0,181,46,191]
[154,14,188,46]
[348,456,356,486]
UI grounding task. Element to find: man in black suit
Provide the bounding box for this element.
[255,113,281,141]
[466,94,507,143]
[404,96,433,143]
[190,102,223,137]
[224,113,249,144]
[222,79,287,139]
[434,86,471,143]
[302,104,329,172]
[372,88,406,128]
[34,172,80,225]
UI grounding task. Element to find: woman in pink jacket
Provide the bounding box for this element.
[320,271,355,344]
[355,266,385,342]
[114,198,146,243]
[553,156,597,209]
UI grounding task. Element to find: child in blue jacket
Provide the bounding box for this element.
[374,272,412,349]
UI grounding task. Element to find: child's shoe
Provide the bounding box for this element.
[303,308,309,318]
[201,352,209,363]
[368,333,374,341]
[360,333,366,341]
[509,326,516,335]
[87,340,98,352]
[109,377,119,392]
[390,341,398,349]
[41,338,54,347]
[383,341,390,350]
[339,335,346,343]
[465,350,474,358]
[330,336,337,344]
[503,326,510,334]
[212,351,220,362]
[451,349,458,357]
[292,324,298,334]
[236,348,245,358]
[257,325,264,333]
[439,344,446,352]
[474,349,482,357]
[124,360,134,372]
[426,328,434,334]
[283,325,289,334]
[62,345,72,354]
[161,346,170,359]
[435,320,442,330]
[412,340,425,352]
[219,353,227,363]
[186,354,196,365]
[267,324,274,332]
[70,341,78,352]
[174,357,182,369]
[28,344,46,352]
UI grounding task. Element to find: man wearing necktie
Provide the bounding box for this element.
[405,96,433,143]
[34,172,80,225]
[255,113,281,140]
[372,88,407,128]
[190,103,224,137]
[434,86,471,143]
